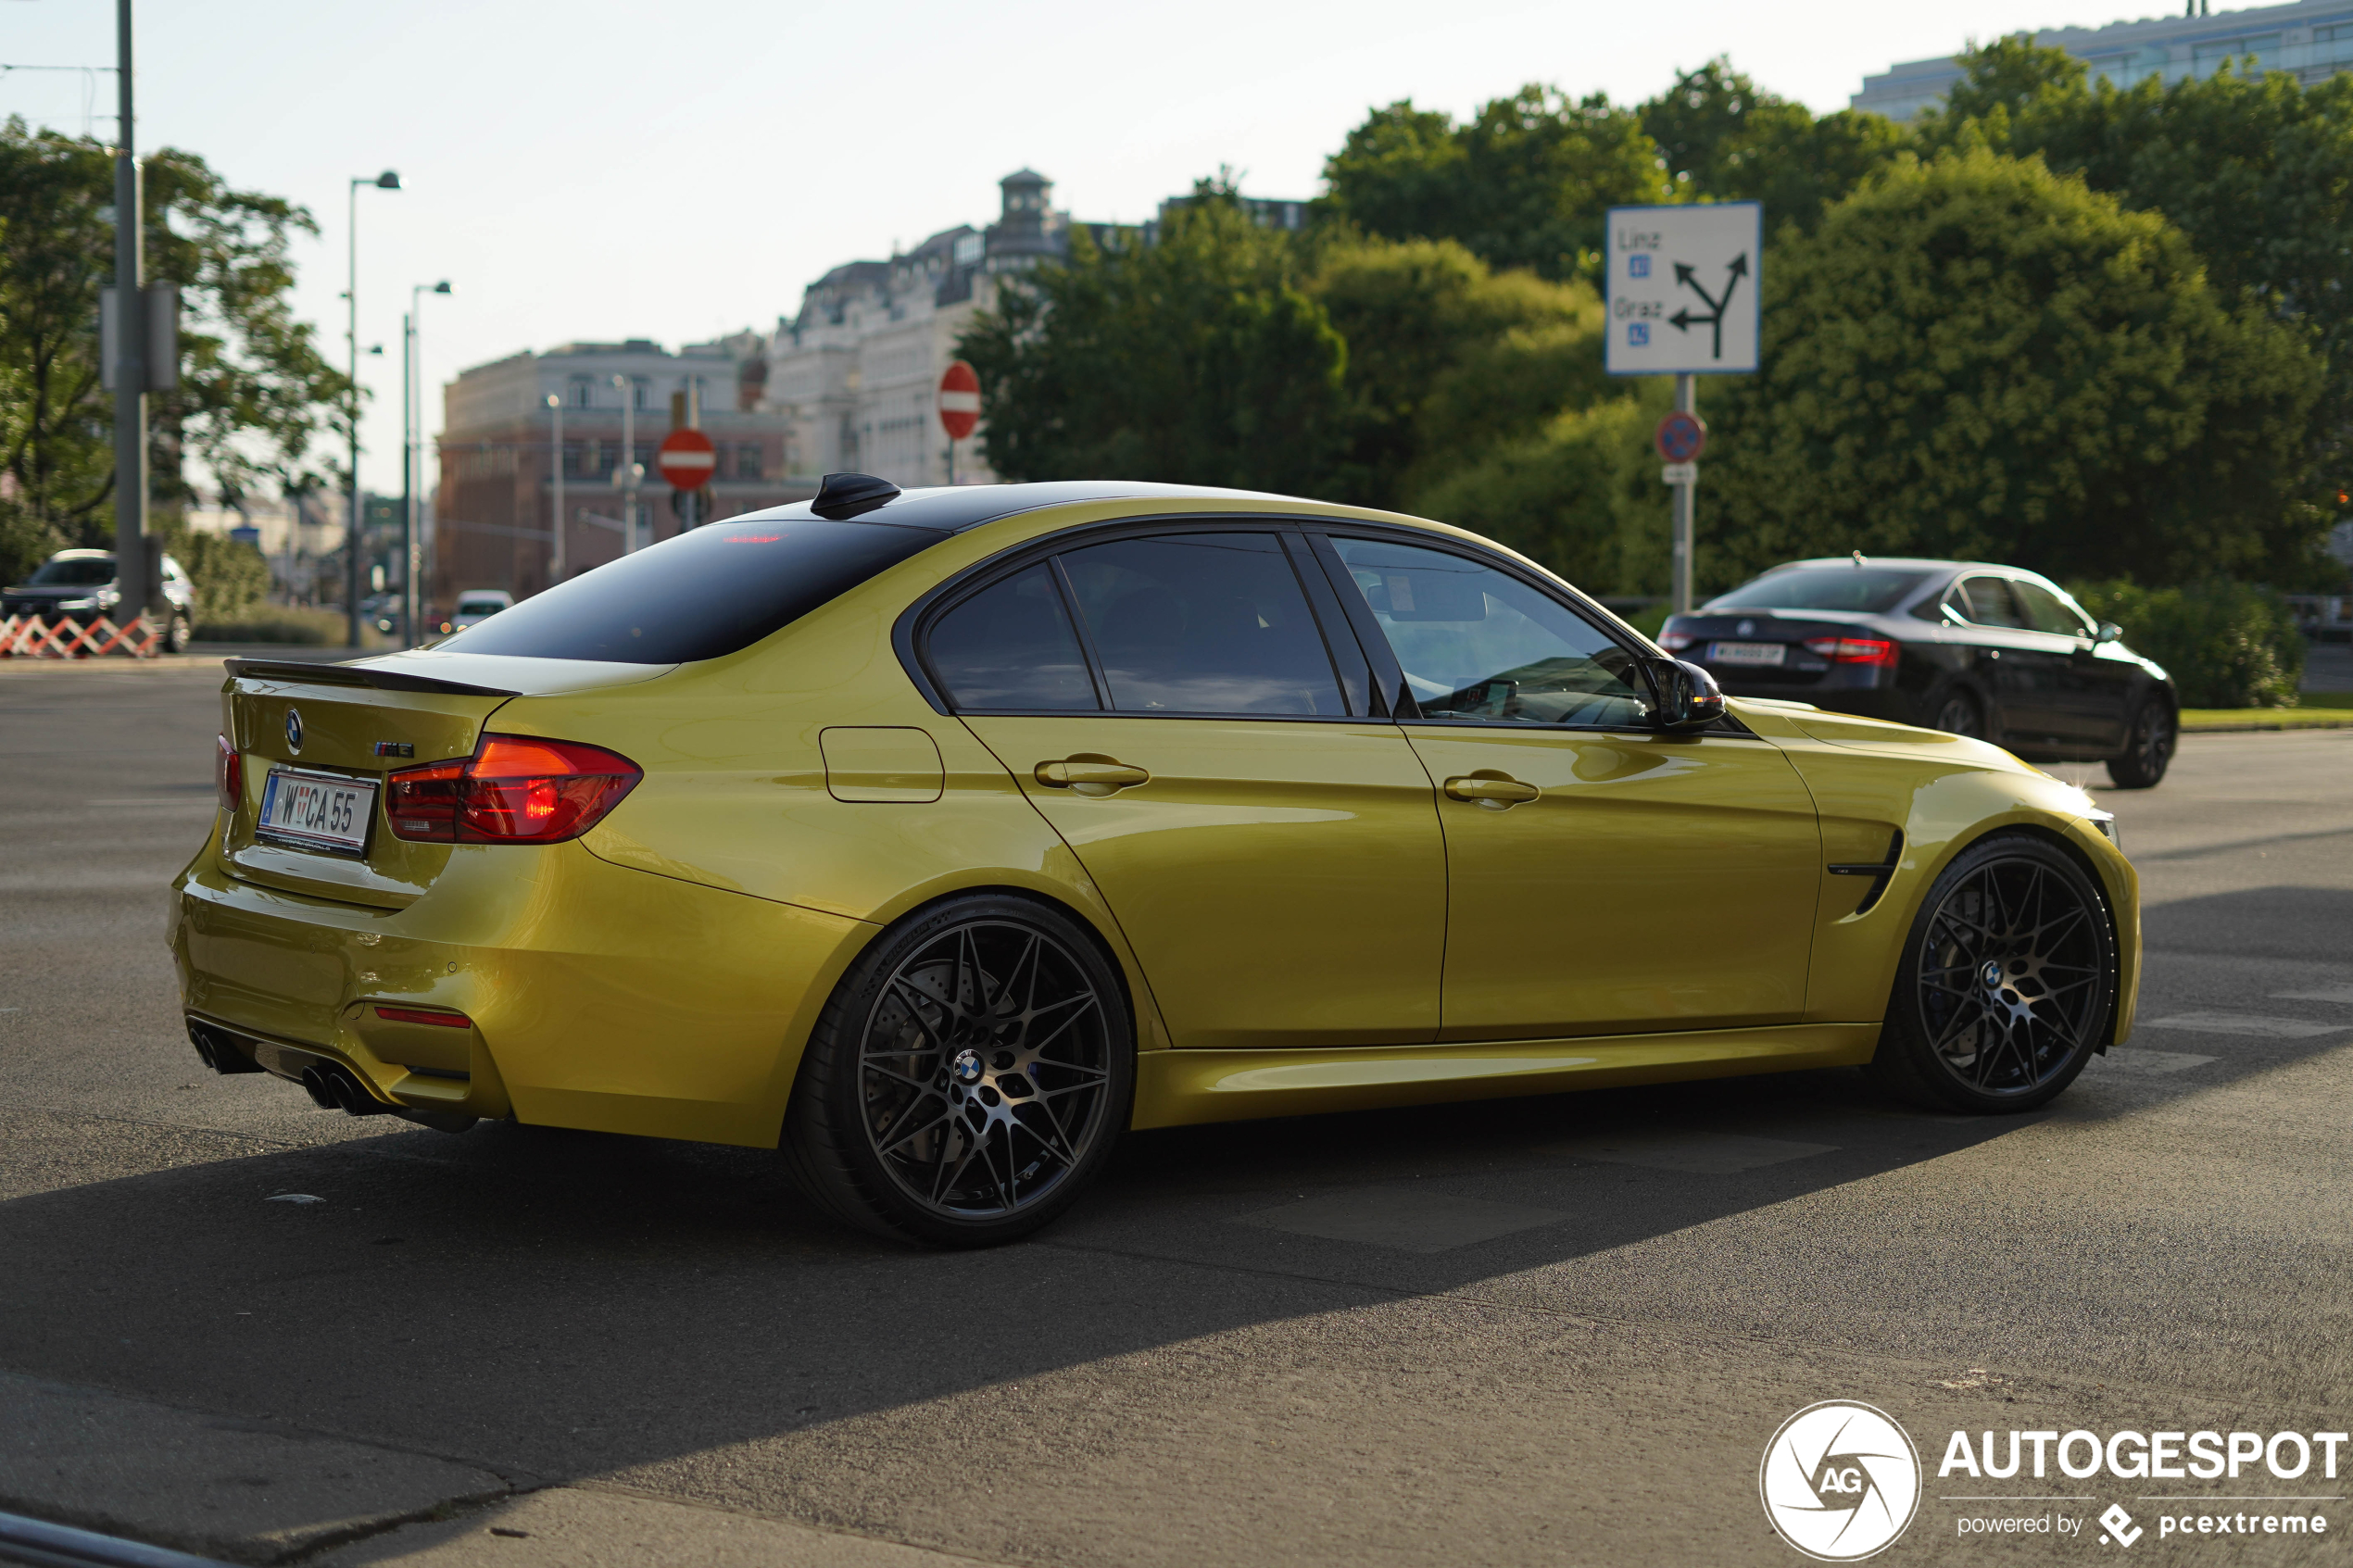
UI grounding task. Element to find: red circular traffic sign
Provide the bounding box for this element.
[938,360,980,442]
[1655,410,1707,463]
[657,427,716,491]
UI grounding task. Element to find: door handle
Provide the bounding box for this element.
[1442,772,1541,807]
[1035,756,1151,794]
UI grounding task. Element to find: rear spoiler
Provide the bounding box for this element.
[221,658,519,698]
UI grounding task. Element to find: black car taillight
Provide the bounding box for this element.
[385,735,640,845]
[216,734,243,813]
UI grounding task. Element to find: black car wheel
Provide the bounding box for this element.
[1869,834,2115,1113]
[784,894,1132,1247]
[2105,698,2174,790]
[164,611,192,654]
[1931,688,1985,739]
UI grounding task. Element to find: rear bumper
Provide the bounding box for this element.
[170,830,876,1147]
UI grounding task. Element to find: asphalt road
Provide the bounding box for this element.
[2,662,2348,1567]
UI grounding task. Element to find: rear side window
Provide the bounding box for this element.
[438,517,946,663]
[926,564,1098,710]
[2011,579,2092,637]
[1057,533,1346,716]
[1953,575,2028,630]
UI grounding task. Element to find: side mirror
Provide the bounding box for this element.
[2095,621,2122,644]
[1643,657,1725,734]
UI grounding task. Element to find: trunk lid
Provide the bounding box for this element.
[1660,609,1885,687]
[218,652,669,908]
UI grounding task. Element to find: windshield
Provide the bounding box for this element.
[456,598,507,616]
[437,515,947,663]
[26,557,115,587]
[1706,567,1929,615]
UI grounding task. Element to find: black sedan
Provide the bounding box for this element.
[1659,557,2177,788]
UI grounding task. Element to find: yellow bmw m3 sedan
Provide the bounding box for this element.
[172,475,2138,1246]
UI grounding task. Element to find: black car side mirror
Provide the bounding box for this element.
[2095,621,2122,644]
[1643,657,1725,734]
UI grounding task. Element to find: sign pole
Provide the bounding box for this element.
[111,0,147,633]
[1672,372,1695,615]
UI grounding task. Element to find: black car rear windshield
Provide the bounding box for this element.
[437,517,947,664]
[1707,567,1929,615]
[26,556,115,586]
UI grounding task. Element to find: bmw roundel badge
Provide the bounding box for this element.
[284,707,304,755]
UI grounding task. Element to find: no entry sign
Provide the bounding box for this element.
[657,428,716,491]
[937,360,980,442]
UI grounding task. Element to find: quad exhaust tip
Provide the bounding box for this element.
[299,1063,385,1117]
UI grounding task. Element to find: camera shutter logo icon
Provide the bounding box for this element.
[1759,1401,1921,1561]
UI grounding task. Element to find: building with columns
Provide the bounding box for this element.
[434,335,809,609]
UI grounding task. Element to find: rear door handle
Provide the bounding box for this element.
[1442,773,1541,807]
[1035,757,1151,794]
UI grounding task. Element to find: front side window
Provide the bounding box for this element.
[1331,538,1649,727]
[2010,579,2092,638]
[1056,533,1345,716]
[926,563,1098,710]
[1953,575,2027,629]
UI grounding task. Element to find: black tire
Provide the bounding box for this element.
[782,894,1133,1248]
[1868,834,2116,1114]
[2105,697,2174,789]
[1930,686,1986,739]
[165,611,192,655]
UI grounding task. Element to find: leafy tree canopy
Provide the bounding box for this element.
[1639,59,1907,233]
[0,119,350,584]
[1707,148,2323,588]
[1320,87,1670,282]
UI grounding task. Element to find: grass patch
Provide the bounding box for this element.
[2180,707,2353,731]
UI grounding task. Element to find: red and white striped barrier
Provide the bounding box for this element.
[0,613,161,659]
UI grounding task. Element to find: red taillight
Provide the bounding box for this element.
[216,734,243,813]
[385,734,640,844]
[373,1005,472,1027]
[1802,635,1900,667]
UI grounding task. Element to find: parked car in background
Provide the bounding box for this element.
[439,589,512,635]
[1660,557,2177,788]
[2,548,195,653]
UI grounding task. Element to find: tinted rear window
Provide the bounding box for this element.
[1708,567,1929,614]
[436,518,946,663]
[28,557,115,586]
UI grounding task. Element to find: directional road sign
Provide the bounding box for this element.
[1604,201,1761,376]
[656,427,716,491]
[1654,410,1707,463]
[938,360,981,442]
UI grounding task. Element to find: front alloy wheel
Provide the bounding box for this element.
[2106,698,2174,789]
[1870,834,2115,1112]
[785,896,1131,1246]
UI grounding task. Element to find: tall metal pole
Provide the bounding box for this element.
[399,307,412,646]
[1670,372,1696,615]
[613,373,638,553]
[547,393,565,583]
[346,182,361,647]
[110,0,147,632]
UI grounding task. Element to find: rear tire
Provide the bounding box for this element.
[164,611,192,654]
[1868,834,2115,1114]
[1931,687,1985,739]
[782,894,1133,1248]
[2105,698,2174,789]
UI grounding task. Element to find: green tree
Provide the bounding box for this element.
[1322,86,1671,282]
[959,185,1348,494]
[1921,39,2353,506]
[1707,149,2322,588]
[0,119,350,585]
[1309,237,1604,508]
[1639,58,1908,232]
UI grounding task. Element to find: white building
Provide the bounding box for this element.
[1855,0,2353,121]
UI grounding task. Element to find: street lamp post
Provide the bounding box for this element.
[402,279,449,645]
[346,169,400,648]
[610,373,641,553]
[110,0,149,632]
[547,394,566,583]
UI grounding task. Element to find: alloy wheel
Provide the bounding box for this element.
[2133,705,2174,779]
[1933,694,1983,738]
[1914,856,2105,1097]
[856,920,1114,1219]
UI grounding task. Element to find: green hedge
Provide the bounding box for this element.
[2069,580,2305,709]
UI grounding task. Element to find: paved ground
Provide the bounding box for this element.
[2,664,2348,1566]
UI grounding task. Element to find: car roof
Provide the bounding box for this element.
[733,480,1311,536]
[1768,557,2060,578]
[49,548,113,561]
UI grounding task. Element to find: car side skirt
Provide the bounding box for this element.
[1129,1022,1880,1129]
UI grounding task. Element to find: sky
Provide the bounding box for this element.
[2,0,2158,492]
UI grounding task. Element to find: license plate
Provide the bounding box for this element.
[256,767,378,856]
[1708,641,1786,667]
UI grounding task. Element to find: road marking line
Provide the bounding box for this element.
[2272,985,2353,1005]
[1237,1187,1567,1253]
[2142,1011,2348,1039]
[2099,1050,2217,1074]
[1547,1131,1837,1174]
